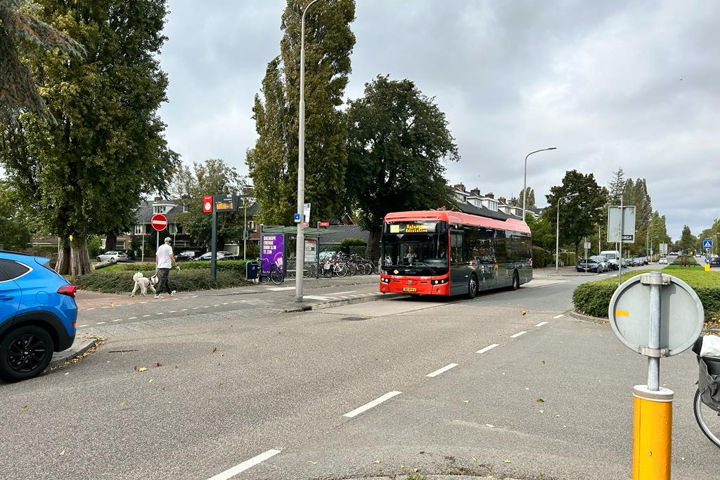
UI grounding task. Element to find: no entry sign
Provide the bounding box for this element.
[151,213,168,231]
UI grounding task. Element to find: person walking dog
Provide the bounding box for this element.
[155,237,178,298]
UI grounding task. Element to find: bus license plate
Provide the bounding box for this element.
[403,287,417,292]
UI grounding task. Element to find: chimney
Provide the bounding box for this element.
[453,183,466,192]
[485,192,495,199]
[469,188,481,196]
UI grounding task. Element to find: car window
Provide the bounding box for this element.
[0,259,31,281]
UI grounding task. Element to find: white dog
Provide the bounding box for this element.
[130,272,157,297]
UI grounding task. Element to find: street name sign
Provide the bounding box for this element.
[607,205,636,243]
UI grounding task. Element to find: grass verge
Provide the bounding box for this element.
[573,265,720,321]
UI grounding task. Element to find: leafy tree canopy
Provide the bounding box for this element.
[345,75,459,257]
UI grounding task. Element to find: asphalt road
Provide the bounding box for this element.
[2,266,714,480]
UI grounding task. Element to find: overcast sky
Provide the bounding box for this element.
[157,0,720,242]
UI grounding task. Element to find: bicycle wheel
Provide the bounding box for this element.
[270,266,285,285]
[694,388,720,448]
[333,262,347,277]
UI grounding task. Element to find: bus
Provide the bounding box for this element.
[379,210,532,297]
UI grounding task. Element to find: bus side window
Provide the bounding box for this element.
[451,232,463,265]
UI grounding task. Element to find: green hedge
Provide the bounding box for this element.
[108,260,248,273]
[532,246,549,268]
[573,267,720,321]
[73,269,251,294]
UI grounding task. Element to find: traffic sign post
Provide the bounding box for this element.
[151,213,168,252]
[703,239,713,250]
[609,272,704,480]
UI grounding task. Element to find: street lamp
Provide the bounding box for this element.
[555,194,575,272]
[295,0,320,303]
[522,147,557,221]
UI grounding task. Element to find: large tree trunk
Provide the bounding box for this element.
[55,239,71,275]
[105,231,118,251]
[366,226,382,263]
[58,236,92,278]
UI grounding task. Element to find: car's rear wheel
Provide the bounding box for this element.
[0,326,55,382]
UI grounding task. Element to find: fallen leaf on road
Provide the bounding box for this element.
[307,461,317,465]
[134,366,147,372]
[373,459,381,464]
[148,379,154,383]
[155,362,162,367]
[463,400,470,404]
[521,310,526,316]
[21,405,28,409]
[536,398,545,403]
[212,347,218,353]
[503,459,512,463]
[59,450,65,456]
[120,401,126,408]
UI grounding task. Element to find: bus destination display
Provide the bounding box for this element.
[388,221,437,234]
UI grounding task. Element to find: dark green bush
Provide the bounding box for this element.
[532,246,548,268]
[116,260,248,273]
[572,282,618,318]
[73,269,251,294]
[672,255,698,266]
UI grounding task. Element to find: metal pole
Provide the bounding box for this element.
[295,0,319,303]
[243,198,247,261]
[647,271,662,390]
[211,207,217,280]
[522,147,557,221]
[555,198,561,272]
[618,196,624,285]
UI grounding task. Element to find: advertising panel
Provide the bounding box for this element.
[261,233,285,272]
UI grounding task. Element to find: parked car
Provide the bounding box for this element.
[599,250,620,270]
[622,258,633,268]
[577,258,602,273]
[710,257,720,267]
[194,251,237,261]
[175,251,198,262]
[658,257,668,264]
[96,251,128,263]
[0,251,77,382]
[590,255,610,272]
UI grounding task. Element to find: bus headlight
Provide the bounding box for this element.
[432,279,448,285]
[381,277,391,283]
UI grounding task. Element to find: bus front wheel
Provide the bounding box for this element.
[467,274,478,299]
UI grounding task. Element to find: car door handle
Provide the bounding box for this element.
[0,295,14,301]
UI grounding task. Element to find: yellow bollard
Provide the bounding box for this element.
[705,263,710,272]
[632,385,673,480]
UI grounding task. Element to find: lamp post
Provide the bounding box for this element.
[555,194,575,272]
[295,0,320,303]
[522,147,557,221]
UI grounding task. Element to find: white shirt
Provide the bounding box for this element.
[156,244,174,269]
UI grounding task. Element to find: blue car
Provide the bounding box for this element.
[0,251,77,382]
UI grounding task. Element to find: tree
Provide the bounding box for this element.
[0,179,33,249]
[647,211,671,254]
[526,214,554,251]
[345,75,459,259]
[679,225,696,252]
[0,0,84,122]
[172,159,248,250]
[546,170,608,253]
[608,167,625,203]
[247,0,356,225]
[0,0,177,276]
[518,187,535,209]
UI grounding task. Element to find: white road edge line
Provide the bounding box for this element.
[343,391,402,418]
[426,363,459,378]
[536,321,548,327]
[207,449,281,480]
[511,331,527,338]
[553,314,565,319]
[476,344,499,354]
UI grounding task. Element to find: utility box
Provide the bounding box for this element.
[246,261,259,280]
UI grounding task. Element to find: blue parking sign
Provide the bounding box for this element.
[703,239,713,249]
[293,213,302,223]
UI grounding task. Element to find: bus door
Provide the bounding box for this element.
[476,228,497,290]
[450,230,469,294]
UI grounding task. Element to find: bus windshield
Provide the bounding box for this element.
[381,232,449,273]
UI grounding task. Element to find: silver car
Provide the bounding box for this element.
[96,251,129,262]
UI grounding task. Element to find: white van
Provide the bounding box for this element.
[600,250,621,270]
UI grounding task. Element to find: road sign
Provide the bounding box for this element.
[293,213,301,223]
[202,195,213,214]
[151,214,168,232]
[703,239,713,249]
[584,241,591,250]
[607,206,636,243]
[659,243,668,255]
[609,273,704,357]
[214,194,238,212]
[303,203,311,223]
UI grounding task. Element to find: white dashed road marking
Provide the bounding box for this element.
[536,321,548,327]
[207,449,281,480]
[267,287,294,291]
[426,363,459,377]
[553,314,564,319]
[77,325,88,328]
[128,316,137,320]
[96,322,106,325]
[343,391,402,418]
[476,344,499,354]
[511,331,527,338]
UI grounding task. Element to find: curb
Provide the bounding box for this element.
[284,292,402,313]
[568,310,609,326]
[49,337,101,368]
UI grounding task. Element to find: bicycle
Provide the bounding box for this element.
[693,335,720,448]
[257,258,285,285]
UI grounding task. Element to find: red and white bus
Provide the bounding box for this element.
[379,210,532,297]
